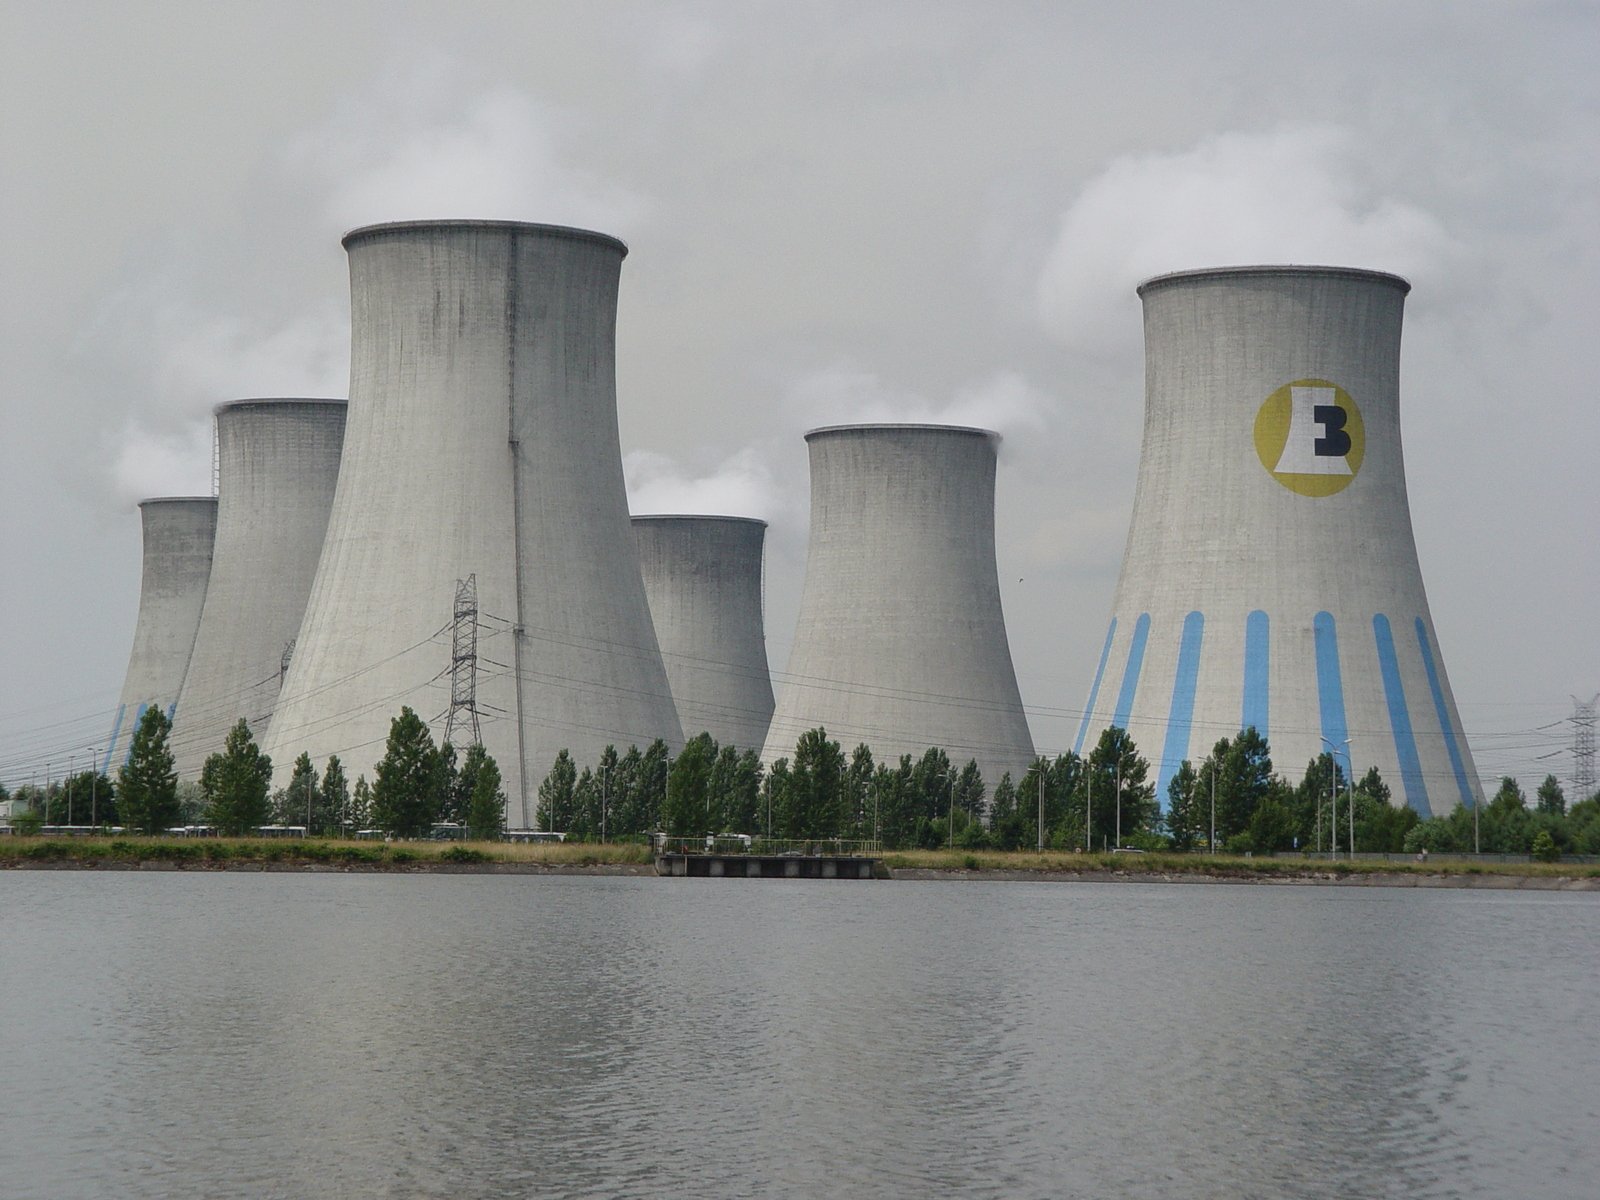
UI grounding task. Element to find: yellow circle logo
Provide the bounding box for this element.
[1253,379,1364,497]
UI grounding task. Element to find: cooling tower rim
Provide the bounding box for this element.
[804,422,1000,443]
[138,495,218,508]
[211,396,348,417]
[631,514,769,528]
[342,219,628,257]
[1137,264,1411,296]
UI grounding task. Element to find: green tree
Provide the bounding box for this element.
[761,757,791,839]
[639,740,671,831]
[782,728,846,838]
[320,756,349,836]
[1535,774,1566,816]
[953,759,986,823]
[350,775,372,830]
[370,707,447,837]
[199,718,272,835]
[536,750,577,832]
[989,772,1025,850]
[119,705,181,834]
[1350,767,1418,852]
[608,745,647,836]
[1165,760,1201,852]
[464,745,506,840]
[279,752,319,829]
[841,743,876,839]
[1202,728,1277,845]
[1085,726,1155,849]
[909,747,955,848]
[47,770,116,826]
[663,733,717,835]
[708,744,763,834]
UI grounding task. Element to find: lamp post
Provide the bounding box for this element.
[943,769,955,851]
[1084,765,1092,854]
[1209,758,1216,855]
[67,754,75,828]
[87,746,100,829]
[1320,736,1351,860]
[1116,759,1128,851]
[601,764,610,844]
[1037,761,1045,853]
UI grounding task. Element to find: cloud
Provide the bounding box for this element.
[1036,125,1461,356]
[780,364,1053,441]
[89,275,350,506]
[624,445,788,523]
[287,64,648,235]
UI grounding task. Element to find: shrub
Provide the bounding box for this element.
[1531,830,1559,862]
[441,845,489,863]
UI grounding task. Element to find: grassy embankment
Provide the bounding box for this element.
[2,837,1597,880]
[882,848,1600,881]
[0,836,653,870]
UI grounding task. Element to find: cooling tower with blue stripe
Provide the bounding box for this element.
[1076,266,1482,816]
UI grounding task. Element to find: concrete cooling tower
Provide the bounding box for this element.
[104,497,217,771]
[632,515,775,752]
[169,398,346,777]
[761,424,1036,786]
[264,221,682,824]
[1075,266,1482,816]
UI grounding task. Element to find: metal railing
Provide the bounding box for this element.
[655,836,882,857]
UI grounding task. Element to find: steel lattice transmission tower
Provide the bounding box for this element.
[1572,694,1598,802]
[445,574,483,747]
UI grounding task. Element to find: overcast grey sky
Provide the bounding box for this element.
[3,0,1595,793]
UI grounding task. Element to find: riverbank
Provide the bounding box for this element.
[3,837,1598,888]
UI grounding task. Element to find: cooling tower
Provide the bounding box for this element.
[168,398,346,777]
[633,515,775,752]
[104,497,218,772]
[761,424,1035,785]
[1076,266,1482,816]
[263,221,682,823]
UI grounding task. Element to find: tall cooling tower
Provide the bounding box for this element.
[264,221,682,823]
[104,497,218,771]
[761,424,1035,785]
[169,398,346,776]
[1076,266,1482,815]
[633,515,775,752]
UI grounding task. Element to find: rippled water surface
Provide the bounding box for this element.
[1,872,1595,1198]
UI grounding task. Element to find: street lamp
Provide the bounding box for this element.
[1320,736,1351,860]
[1114,760,1122,850]
[601,764,610,844]
[1036,761,1045,853]
[67,753,75,828]
[87,746,100,829]
[1209,758,1216,855]
[942,769,955,851]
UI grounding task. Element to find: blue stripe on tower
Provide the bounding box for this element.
[1312,613,1350,781]
[1156,611,1205,806]
[1111,613,1151,731]
[1373,614,1431,818]
[1075,618,1117,755]
[1416,618,1476,810]
[1242,610,1269,740]
[104,704,127,774]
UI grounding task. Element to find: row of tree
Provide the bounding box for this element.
[10,704,1597,857]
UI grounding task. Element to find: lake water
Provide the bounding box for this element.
[0,871,1594,1199]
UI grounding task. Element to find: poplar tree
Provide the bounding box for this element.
[319,756,349,836]
[371,707,447,838]
[464,745,506,841]
[118,706,180,834]
[200,719,273,835]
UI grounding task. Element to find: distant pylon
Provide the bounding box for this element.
[1572,694,1598,802]
[445,574,482,747]
[280,638,296,687]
